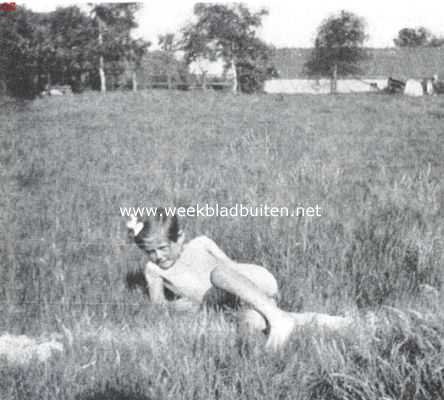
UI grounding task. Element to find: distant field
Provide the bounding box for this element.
[1,91,444,399]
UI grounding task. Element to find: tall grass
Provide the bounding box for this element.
[1,91,443,399]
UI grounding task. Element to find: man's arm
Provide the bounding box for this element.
[144,262,167,304]
[144,262,198,311]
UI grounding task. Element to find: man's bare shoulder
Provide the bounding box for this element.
[186,235,218,248]
[186,236,232,260]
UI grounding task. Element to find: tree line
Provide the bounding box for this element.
[304,11,444,80]
[0,3,150,97]
[394,27,444,48]
[0,3,277,97]
[1,4,443,98]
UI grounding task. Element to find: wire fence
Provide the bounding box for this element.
[0,301,146,307]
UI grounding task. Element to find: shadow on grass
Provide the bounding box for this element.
[77,387,152,400]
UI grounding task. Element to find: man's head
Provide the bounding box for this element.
[127,209,185,269]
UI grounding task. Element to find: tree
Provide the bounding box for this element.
[127,38,150,91]
[394,27,444,47]
[48,6,96,91]
[428,36,444,47]
[90,3,149,92]
[0,4,148,97]
[158,33,177,53]
[181,3,276,93]
[141,49,189,89]
[304,10,368,91]
[1,5,99,96]
[394,27,430,47]
[0,6,49,97]
[158,33,180,89]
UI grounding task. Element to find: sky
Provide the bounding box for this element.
[22,0,444,49]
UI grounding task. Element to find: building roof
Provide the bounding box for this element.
[273,47,444,79]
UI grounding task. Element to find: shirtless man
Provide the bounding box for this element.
[127,209,351,349]
[127,209,277,333]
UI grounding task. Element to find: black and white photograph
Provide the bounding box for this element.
[1,1,444,399]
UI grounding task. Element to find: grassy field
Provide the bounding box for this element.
[1,90,444,399]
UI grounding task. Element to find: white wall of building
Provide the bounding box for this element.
[264,78,388,94]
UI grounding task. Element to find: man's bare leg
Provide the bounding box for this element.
[210,266,297,350]
[237,308,268,337]
[210,266,352,350]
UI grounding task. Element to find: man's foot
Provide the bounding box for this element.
[265,311,297,351]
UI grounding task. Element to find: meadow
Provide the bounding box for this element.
[1,90,444,399]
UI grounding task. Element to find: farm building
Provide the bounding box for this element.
[133,47,444,94]
[266,47,444,94]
